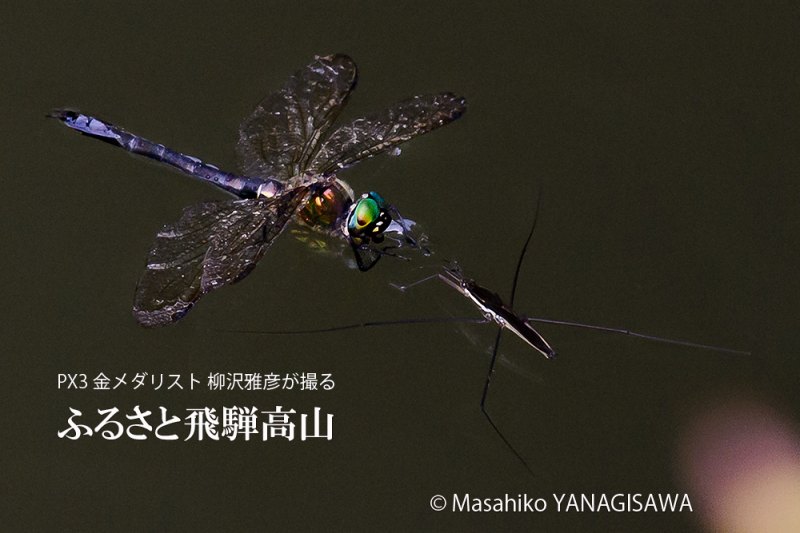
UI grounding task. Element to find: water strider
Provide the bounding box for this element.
[246,194,750,474]
[442,201,751,474]
[50,54,465,326]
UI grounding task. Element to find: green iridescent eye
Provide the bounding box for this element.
[368,191,386,207]
[349,198,379,233]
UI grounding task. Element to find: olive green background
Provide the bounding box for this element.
[3,2,798,531]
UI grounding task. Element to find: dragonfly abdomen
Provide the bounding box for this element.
[49,109,282,199]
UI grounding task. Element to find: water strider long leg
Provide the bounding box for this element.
[479,189,544,475]
[224,263,492,336]
[526,317,751,355]
[228,315,488,335]
[388,261,459,292]
[389,273,441,292]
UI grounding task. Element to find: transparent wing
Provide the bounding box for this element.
[133,188,309,327]
[309,93,466,176]
[236,54,358,181]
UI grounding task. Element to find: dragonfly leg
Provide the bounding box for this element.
[375,245,413,262]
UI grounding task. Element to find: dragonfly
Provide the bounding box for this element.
[50,54,466,327]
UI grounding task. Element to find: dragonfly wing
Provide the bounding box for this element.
[133,189,308,327]
[309,93,466,176]
[236,54,358,180]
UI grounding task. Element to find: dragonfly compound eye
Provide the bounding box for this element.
[347,192,391,244]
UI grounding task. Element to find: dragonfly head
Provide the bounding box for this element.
[346,191,392,245]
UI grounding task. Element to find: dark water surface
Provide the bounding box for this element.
[4,2,798,531]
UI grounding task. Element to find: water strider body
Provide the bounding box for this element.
[438,265,556,360]
[50,54,465,326]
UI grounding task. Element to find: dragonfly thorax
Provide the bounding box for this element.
[298,180,355,230]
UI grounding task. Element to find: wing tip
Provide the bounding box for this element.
[440,92,468,118]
